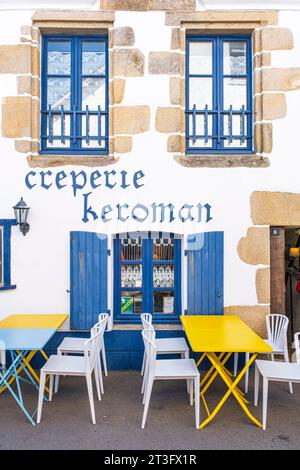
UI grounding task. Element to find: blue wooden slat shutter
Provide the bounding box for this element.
[70,231,108,330]
[187,231,224,315]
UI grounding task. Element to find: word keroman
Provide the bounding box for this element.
[25,169,213,225]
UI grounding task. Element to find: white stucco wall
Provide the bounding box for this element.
[0,1,299,324]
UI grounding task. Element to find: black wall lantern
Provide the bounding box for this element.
[13,197,30,236]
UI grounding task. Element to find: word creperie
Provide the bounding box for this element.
[24,169,213,224]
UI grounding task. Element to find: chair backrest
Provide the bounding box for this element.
[294,332,300,364]
[266,314,289,351]
[84,326,103,373]
[140,313,154,331]
[98,312,109,331]
[142,329,157,375]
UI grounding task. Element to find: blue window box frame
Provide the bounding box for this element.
[186,35,253,155]
[40,34,109,156]
[113,234,182,324]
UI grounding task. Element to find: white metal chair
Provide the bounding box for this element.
[141,329,200,429]
[54,313,109,394]
[140,313,190,376]
[234,314,292,394]
[37,326,103,425]
[254,332,300,430]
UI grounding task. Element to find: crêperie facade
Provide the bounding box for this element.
[1,0,300,367]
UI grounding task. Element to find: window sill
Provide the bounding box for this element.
[0,284,16,291]
[27,154,118,168]
[174,153,270,168]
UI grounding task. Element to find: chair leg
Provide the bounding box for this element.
[141,351,146,376]
[254,363,260,406]
[262,377,269,431]
[142,361,149,400]
[54,350,62,393]
[94,364,102,402]
[49,374,54,402]
[141,376,154,429]
[194,375,200,429]
[37,372,46,424]
[85,373,96,425]
[101,344,108,377]
[189,379,193,406]
[184,352,190,394]
[289,382,293,394]
[234,352,238,376]
[98,356,104,395]
[245,352,250,394]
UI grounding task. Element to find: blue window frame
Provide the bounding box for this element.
[0,220,17,291]
[114,234,182,324]
[186,35,253,154]
[41,35,109,155]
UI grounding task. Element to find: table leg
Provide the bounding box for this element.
[0,349,49,395]
[200,353,262,429]
[0,351,36,426]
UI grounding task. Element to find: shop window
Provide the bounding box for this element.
[40,35,108,155]
[0,221,16,291]
[114,233,182,323]
[186,35,253,154]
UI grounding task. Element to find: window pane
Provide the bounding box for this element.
[0,227,3,286]
[82,41,106,75]
[153,264,174,288]
[121,291,142,314]
[189,77,213,109]
[153,291,174,314]
[223,41,247,75]
[121,264,142,288]
[48,41,71,75]
[47,77,71,109]
[121,239,142,261]
[223,77,247,110]
[82,77,106,110]
[81,114,106,148]
[188,114,213,147]
[47,114,71,148]
[189,42,212,75]
[223,114,248,148]
[153,238,174,261]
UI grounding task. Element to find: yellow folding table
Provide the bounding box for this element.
[0,314,69,394]
[181,315,272,429]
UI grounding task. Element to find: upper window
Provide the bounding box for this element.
[41,35,108,155]
[186,35,252,154]
[114,234,182,323]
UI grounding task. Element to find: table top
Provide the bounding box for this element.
[0,328,56,350]
[0,314,69,329]
[181,315,273,353]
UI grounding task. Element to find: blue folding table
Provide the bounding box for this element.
[0,328,56,426]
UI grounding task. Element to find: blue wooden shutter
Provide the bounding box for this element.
[187,231,224,315]
[70,231,108,330]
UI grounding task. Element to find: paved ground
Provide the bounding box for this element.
[0,371,300,450]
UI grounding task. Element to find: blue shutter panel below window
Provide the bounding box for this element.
[70,231,108,330]
[187,231,224,315]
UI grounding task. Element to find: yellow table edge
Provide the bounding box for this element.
[180,315,273,354]
[0,314,69,329]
